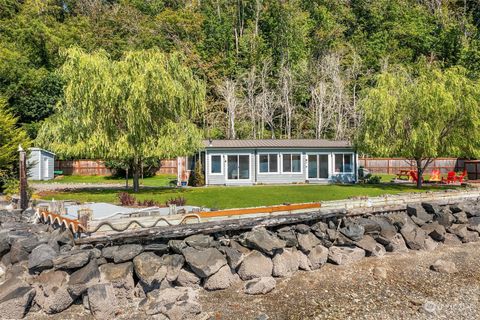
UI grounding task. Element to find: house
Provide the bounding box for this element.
[28,148,55,181]
[177,139,357,186]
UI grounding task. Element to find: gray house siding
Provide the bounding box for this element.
[203,147,357,186]
[28,148,55,181]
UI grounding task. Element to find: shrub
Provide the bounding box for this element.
[117,192,136,206]
[165,196,187,206]
[137,199,159,207]
[189,159,205,187]
[366,175,382,184]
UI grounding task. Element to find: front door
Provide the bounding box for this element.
[227,155,250,180]
[307,154,329,179]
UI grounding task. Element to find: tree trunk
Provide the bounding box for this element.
[125,168,129,189]
[416,158,423,189]
[133,159,141,192]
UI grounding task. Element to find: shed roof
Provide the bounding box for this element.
[29,147,56,156]
[203,139,352,149]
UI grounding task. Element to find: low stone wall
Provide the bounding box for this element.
[1,198,480,319]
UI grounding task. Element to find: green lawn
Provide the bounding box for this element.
[32,174,176,187]
[37,183,461,209]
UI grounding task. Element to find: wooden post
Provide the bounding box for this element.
[18,145,28,210]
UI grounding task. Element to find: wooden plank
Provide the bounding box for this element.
[75,209,345,246]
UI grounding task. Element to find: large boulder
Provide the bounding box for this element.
[352,218,381,234]
[67,259,100,297]
[99,262,135,304]
[133,252,167,288]
[276,227,299,247]
[450,203,480,217]
[448,224,469,241]
[160,254,185,282]
[400,222,428,250]
[175,269,201,288]
[0,277,35,319]
[407,204,433,223]
[384,233,408,253]
[53,250,91,270]
[168,240,187,254]
[244,277,276,295]
[184,234,215,249]
[295,250,312,271]
[219,246,244,270]
[307,245,329,270]
[28,243,58,272]
[0,231,10,256]
[372,217,397,240]
[328,246,365,265]
[272,248,299,277]
[9,237,38,264]
[453,212,469,224]
[443,233,463,246]
[204,265,239,290]
[88,283,118,320]
[112,244,143,263]
[33,269,73,314]
[297,232,321,254]
[48,228,74,248]
[101,246,118,260]
[310,221,329,239]
[143,287,202,320]
[434,208,455,228]
[182,247,227,278]
[421,222,446,242]
[237,250,273,280]
[355,235,386,257]
[243,228,286,256]
[339,224,365,241]
[421,202,442,215]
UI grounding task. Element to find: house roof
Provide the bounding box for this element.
[203,139,352,149]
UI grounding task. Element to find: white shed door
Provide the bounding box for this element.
[44,157,49,178]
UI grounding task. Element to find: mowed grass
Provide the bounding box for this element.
[32,174,176,187]
[37,182,461,209]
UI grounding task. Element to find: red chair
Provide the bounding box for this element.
[408,170,424,183]
[442,171,456,184]
[455,170,467,183]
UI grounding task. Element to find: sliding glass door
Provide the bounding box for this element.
[308,154,329,179]
[227,155,250,180]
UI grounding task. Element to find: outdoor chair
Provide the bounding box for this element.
[408,170,424,183]
[455,170,467,184]
[442,171,457,184]
[428,169,441,183]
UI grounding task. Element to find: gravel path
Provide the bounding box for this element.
[199,242,480,320]
[30,183,126,192]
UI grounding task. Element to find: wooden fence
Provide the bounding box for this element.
[359,157,464,174]
[54,159,177,176]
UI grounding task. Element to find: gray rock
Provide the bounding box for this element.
[101,246,118,260]
[184,234,214,249]
[421,202,443,215]
[311,221,329,239]
[295,249,312,271]
[352,218,381,234]
[328,246,365,265]
[463,230,480,243]
[67,259,100,296]
[175,268,201,288]
[99,262,135,304]
[424,237,438,251]
[400,222,427,250]
[244,277,276,295]
[219,246,244,270]
[307,245,329,270]
[0,277,36,319]
[9,238,32,264]
[48,228,74,247]
[0,231,10,255]
[244,228,286,256]
[297,232,321,254]
[434,208,455,228]
[88,283,118,320]
[160,254,185,282]
[168,240,187,254]
[237,250,273,280]
[28,243,57,272]
[204,265,239,290]
[421,222,446,242]
[143,287,202,319]
[443,233,463,246]
[182,247,227,278]
[430,259,457,273]
[407,204,433,223]
[467,216,480,233]
[272,248,299,277]
[53,250,91,270]
[144,243,169,254]
[453,212,469,224]
[339,223,364,241]
[112,244,143,263]
[133,252,167,288]
[450,203,479,217]
[372,266,387,279]
[355,235,386,257]
[33,269,73,314]
[276,229,298,247]
[410,215,427,226]
[372,217,397,240]
[448,224,469,240]
[294,224,311,234]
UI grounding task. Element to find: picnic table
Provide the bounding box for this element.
[396,170,411,180]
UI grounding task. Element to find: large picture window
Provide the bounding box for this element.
[210,155,222,174]
[334,154,353,173]
[259,154,278,173]
[282,154,302,173]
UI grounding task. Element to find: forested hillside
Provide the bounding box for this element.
[1,0,480,140]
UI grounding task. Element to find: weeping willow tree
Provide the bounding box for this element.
[356,63,480,188]
[37,47,205,192]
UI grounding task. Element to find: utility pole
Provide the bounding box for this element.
[18,145,28,210]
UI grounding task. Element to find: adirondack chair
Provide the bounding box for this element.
[429,169,441,183]
[442,171,457,184]
[408,170,424,183]
[455,170,467,183]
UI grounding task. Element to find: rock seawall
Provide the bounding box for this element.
[1,199,480,319]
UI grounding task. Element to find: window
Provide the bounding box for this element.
[282,154,302,173]
[210,155,222,174]
[259,154,278,173]
[334,154,354,173]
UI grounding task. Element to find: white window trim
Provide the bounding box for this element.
[333,153,355,174]
[257,153,279,175]
[280,153,303,174]
[225,153,252,182]
[209,154,223,175]
[306,152,331,180]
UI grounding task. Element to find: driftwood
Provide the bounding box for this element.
[75,209,346,246]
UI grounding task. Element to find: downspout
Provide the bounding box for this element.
[205,149,208,186]
[254,149,257,184]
